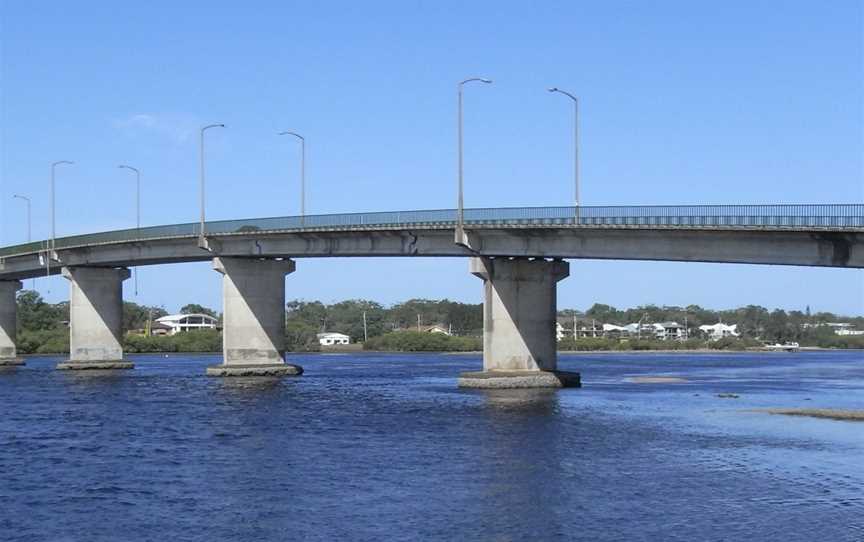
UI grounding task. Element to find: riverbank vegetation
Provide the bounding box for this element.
[12,290,864,354]
[363,331,481,352]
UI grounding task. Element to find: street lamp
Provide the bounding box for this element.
[118,165,141,295]
[199,123,225,247]
[278,131,306,224]
[547,87,580,212]
[457,77,492,243]
[50,160,74,251]
[12,194,34,289]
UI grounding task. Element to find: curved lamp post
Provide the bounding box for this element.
[50,160,74,251]
[457,77,492,242]
[547,87,580,211]
[278,131,306,225]
[199,124,225,247]
[118,164,141,295]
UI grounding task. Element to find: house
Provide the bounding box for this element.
[822,323,864,336]
[419,324,451,335]
[317,332,350,346]
[699,322,739,340]
[602,323,629,338]
[556,322,566,341]
[653,322,687,341]
[155,313,219,335]
[574,320,603,339]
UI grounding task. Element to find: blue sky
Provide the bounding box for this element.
[1,1,862,315]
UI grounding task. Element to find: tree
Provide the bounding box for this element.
[179,303,218,318]
[123,302,168,332]
[17,290,66,331]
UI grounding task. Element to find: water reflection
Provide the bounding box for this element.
[478,388,561,413]
[474,388,569,538]
[211,376,290,395]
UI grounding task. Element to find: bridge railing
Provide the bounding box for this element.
[1,204,862,258]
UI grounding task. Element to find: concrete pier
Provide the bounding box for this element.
[57,267,134,370]
[0,281,24,366]
[459,257,580,389]
[206,257,302,377]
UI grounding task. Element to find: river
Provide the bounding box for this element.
[1,351,862,541]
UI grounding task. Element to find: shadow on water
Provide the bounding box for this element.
[210,376,295,396]
[58,370,132,387]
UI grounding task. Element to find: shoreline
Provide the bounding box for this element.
[16,347,861,357]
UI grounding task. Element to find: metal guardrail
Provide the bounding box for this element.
[1,204,862,258]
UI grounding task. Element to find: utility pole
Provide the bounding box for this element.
[417,313,421,332]
[362,311,368,343]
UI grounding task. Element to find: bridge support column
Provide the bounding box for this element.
[57,267,134,370]
[459,257,580,389]
[0,281,24,366]
[206,257,303,377]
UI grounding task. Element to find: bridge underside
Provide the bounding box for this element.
[0,227,861,280]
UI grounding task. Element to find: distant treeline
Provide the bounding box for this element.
[13,290,864,354]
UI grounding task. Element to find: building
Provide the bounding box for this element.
[317,332,350,346]
[820,323,864,336]
[155,313,219,335]
[419,324,451,335]
[699,322,739,341]
[652,322,687,341]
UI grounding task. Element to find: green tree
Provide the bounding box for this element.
[179,303,218,318]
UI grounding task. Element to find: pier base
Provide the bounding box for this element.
[206,363,304,377]
[57,361,135,370]
[459,370,581,389]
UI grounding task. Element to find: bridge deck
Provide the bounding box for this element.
[0,205,862,279]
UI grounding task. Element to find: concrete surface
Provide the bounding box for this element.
[57,361,135,370]
[472,257,569,373]
[205,363,304,377]
[458,370,581,389]
[211,257,300,376]
[0,280,22,363]
[61,266,132,369]
[1,227,861,282]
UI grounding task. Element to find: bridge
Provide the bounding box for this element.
[1,204,862,388]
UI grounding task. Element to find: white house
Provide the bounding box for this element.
[823,323,864,336]
[653,322,687,341]
[155,313,219,335]
[699,322,739,341]
[317,332,350,346]
[419,324,451,336]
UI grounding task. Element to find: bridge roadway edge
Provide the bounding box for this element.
[0,227,862,281]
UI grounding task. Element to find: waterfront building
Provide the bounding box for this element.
[699,322,739,340]
[155,313,219,335]
[317,332,351,346]
[419,324,452,335]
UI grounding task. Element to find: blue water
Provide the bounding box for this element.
[1,351,862,541]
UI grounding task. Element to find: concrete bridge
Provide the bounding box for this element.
[1,204,862,388]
